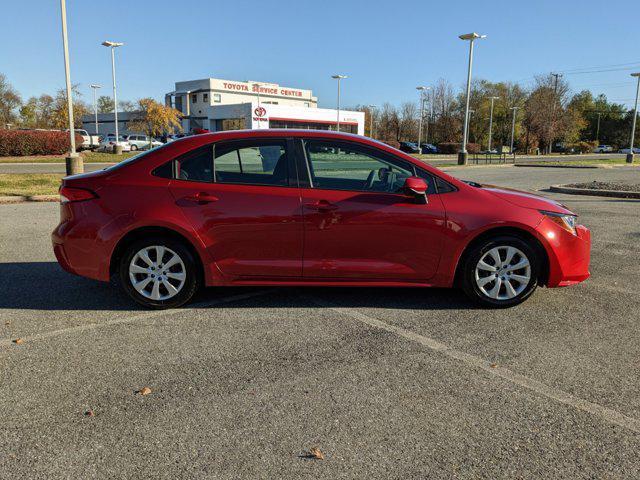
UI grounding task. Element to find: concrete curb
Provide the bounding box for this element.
[437,164,514,170]
[516,164,600,169]
[549,184,640,199]
[0,195,58,204]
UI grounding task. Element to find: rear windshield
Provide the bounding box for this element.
[103,143,170,171]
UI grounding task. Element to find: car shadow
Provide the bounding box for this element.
[0,262,476,311]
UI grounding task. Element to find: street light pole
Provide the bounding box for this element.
[90,84,101,135]
[60,0,81,175]
[332,75,347,132]
[466,109,475,145]
[627,72,640,163]
[367,104,377,138]
[458,32,486,165]
[102,40,124,153]
[416,86,429,152]
[510,106,519,155]
[487,96,499,152]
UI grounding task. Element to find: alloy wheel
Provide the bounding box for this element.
[474,246,531,301]
[128,245,186,301]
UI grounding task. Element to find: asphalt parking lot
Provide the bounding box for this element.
[1,166,639,479]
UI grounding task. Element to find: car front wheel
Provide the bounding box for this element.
[461,235,539,308]
[119,238,200,309]
[130,144,138,151]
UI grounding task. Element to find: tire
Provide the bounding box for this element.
[130,144,138,151]
[119,237,200,309]
[460,235,539,308]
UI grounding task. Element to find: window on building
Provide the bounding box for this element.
[191,94,197,103]
[303,139,424,194]
[304,102,310,107]
[213,93,221,103]
[203,93,209,102]
[214,140,288,186]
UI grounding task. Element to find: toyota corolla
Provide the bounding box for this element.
[52,130,590,309]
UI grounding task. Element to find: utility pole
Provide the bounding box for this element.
[458,32,486,165]
[90,84,101,135]
[595,112,602,143]
[331,75,347,132]
[548,72,563,154]
[416,86,429,151]
[510,106,519,155]
[487,96,499,152]
[627,72,640,163]
[60,0,81,175]
[367,104,376,139]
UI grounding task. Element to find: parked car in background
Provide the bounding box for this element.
[420,143,439,154]
[69,129,99,150]
[96,135,131,152]
[399,142,420,154]
[618,147,640,154]
[593,145,613,153]
[124,134,162,151]
[166,133,192,143]
[52,129,591,310]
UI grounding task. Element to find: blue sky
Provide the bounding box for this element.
[1,0,639,109]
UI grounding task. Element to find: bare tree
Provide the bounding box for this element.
[0,73,21,127]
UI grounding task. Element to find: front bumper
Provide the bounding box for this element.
[536,217,591,287]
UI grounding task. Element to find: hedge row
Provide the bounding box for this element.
[0,129,83,156]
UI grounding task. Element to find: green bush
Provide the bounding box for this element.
[0,129,82,156]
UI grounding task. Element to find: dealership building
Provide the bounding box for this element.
[82,78,364,136]
[165,78,364,135]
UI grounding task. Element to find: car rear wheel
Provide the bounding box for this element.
[119,238,199,309]
[461,235,539,308]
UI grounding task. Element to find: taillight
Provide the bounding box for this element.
[59,186,98,204]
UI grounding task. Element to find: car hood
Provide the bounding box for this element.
[482,185,574,215]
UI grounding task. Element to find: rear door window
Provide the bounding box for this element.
[213,140,290,187]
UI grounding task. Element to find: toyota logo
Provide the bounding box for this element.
[254,106,266,117]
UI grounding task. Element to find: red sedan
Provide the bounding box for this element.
[52,130,590,309]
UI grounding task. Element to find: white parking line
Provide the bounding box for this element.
[0,290,271,349]
[309,297,640,435]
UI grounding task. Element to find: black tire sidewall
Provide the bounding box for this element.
[461,235,539,308]
[119,237,199,309]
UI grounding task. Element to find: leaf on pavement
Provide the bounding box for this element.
[13,338,24,345]
[308,447,324,460]
[138,387,152,396]
[84,409,95,417]
[490,363,498,368]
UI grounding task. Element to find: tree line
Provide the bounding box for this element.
[0,73,137,130]
[355,74,638,152]
[1,72,637,152]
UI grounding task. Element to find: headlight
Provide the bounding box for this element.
[540,210,577,235]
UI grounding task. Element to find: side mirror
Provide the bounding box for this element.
[403,176,427,195]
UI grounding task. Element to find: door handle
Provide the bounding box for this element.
[184,192,219,204]
[305,200,338,212]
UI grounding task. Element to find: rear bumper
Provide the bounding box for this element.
[51,203,113,282]
[536,218,591,287]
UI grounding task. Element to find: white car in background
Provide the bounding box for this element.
[124,134,163,151]
[96,135,131,152]
[592,144,613,153]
